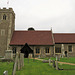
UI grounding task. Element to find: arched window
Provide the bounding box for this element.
[3,14,6,20]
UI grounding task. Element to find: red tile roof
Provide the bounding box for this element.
[54,33,75,44]
[10,30,54,45]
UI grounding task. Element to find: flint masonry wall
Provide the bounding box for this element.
[10,45,54,58]
[55,44,75,57]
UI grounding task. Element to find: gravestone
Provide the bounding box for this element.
[28,53,33,58]
[49,59,51,66]
[56,56,58,70]
[5,50,13,59]
[56,61,58,70]
[43,60,49,63]
[18,57,20,70]
[52,60,56,68]
[3,71,8,75]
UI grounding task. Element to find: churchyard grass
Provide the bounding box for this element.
[0,62,13,75]
[40,57,75,64]
[0,56,3,58]
[0,58,75,75]
[16,58,75,75]
[59,57,75,63]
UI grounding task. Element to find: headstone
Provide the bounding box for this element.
[52,60,56,68]
[18,57,20,70]
[19,53,24,68]
[56,56,58,70]
[3,71,8,75]
[22,54,24,66]
[28,53,33,58]
[38,55,40,58]
[56,61,58,70]
[43,60,49,63]
[20,53,23,69]
[12,52,18,75]
[5,50,13,59]
[49,59,51,66]
[58,55,60,61]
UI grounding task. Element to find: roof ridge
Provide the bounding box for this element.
[14,30,51,32]
[53,33,75,34]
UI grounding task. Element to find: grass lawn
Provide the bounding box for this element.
[0,62,13,75]
[59,57,75,63]
[40,57,75,64]
[16,58,75,75]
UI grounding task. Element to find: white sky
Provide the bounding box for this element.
[0,0,75,33]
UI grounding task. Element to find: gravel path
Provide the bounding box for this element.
[33,58,75,66]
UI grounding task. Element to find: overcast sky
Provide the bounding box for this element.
[0,0,75,33]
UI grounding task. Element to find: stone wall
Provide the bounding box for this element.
[10,45,54,58]
[0,8,15,56]
[5,50,13,59]
[55,44,75,57]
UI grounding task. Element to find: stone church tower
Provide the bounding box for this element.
[0,8,15,56]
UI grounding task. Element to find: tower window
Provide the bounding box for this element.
[3,14,6,20]
[1,29,5,36]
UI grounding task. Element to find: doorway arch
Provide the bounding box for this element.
[65,51,67,57]
[20,43,33,58]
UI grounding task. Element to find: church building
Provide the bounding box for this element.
[0,8,75,58]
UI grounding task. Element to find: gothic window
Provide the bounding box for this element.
[68,45,72,52]
[3,14,6,20]
[55,47,61,53]
[45,48,49,53]
[36,48,40,54]
[12,47,16,53]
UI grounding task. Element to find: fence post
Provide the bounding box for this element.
[3,71,8,75]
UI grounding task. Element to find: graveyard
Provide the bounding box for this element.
[0,57,75,75]
[0,61,13,75]
[0,1,75,75]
